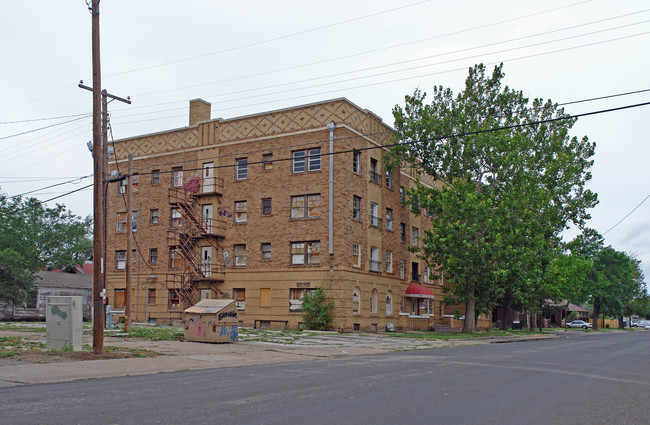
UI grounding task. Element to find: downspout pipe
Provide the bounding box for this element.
[327,122,336,255]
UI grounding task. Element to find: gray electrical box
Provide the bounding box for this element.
[46,296,83,351]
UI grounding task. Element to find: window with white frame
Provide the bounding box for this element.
[235,201,247,223]
[352,243,361,267]
[385,208,393,231]
[400,260,405,280]
[386,291,393,316]
[116,250,127,270]
[353,287,360,313]
[291,194,321,219]
[151,170,160,185]
[235,158,248,180]
[150,209,159,225]
[424,266,434,283]
[169,248,181,270]
[261,243,271,260]
[116,212,127,233]
[353,150,361,174]
[170,208,182,228]
[385,170,393,188]
[149,248,157,265]
[370,246,380,272]
[118,178,127,194]
[386,251,393,273]
[353,196,361,221]
[370,158,380,184]
[234,244,246,266]
[291,241,320,265]
[131,211,138,233]
[400,186,406,205]
[289,288,315,312]
[411,226,419,247]
[292,148,321,173]
[370,202,380,227]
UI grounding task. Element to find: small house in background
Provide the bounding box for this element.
[183,299,238,343]
[0,263,92,321]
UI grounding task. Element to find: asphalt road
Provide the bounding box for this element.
[2,332,649,425]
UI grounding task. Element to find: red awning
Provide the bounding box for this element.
[405,284,434,299]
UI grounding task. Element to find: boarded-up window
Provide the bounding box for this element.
[147,288,156,304]
[117,212,127,233]
[234,288,245,310]
[260,288,271,307]
[114,289,125,309]
[235,201,247,223]
[168,290,180,310]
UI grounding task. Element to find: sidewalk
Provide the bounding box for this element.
[0,329,558,388]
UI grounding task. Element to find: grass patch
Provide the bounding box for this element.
[114,326,184,341]
[0,322,46,333]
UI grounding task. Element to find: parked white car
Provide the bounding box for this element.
[566,320,592,329]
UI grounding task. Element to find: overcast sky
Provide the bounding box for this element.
[1,0,648,280]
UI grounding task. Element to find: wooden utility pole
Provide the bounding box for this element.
[125,154,133,332]
[91,0,104,354]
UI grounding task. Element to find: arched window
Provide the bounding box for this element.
[370,288,378,315]
[353,287,360,313]
[386,291,393,316]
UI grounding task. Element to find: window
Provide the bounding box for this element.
[386,251,393,273]
[149,248,158,265]
[150,209,159,225]
[172,167,183,187]
[353,196,361,221]
[353,287,360,313]
[352,243,361,267]
[171,208,182,228]
[147,288,156,304]
[293,148,321,173]
[114,289,125,309]
[291,241,320,265]
[370,158,380,184]
[262,198,272,215]
[400,260,405,280]
[117,212,127,233]
[262,154,273,171]
[118,178,127,194]
[400,186,406,205]
[370,247,380,272]
[385,170,393,188]
[234,244,246,266]
[386,208,393,231]
[233,288,246,310]
[236,158,248,180]
[370,289,378,315]
[261,243,271,260]
[131,173,139,193]
[260,288,271,307]
[400,223,406,243]
[353,150,361,174]
[370,202,380,227]
[412,262,420,282]
[291,194,321,219]
[131,211,138,233]
[386,291,393,316]
[289,288,315,312]
[116,250,127,270]
[411,226,419,247]
[169,249,182,270]
[235,201,247,223]
[168,290,180,310]
[151,170,160,185]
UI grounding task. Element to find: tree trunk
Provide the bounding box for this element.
[500,292,512,331]
[530,312,537,332]
[463,278,476,333]
[618,315,624,329]
[592,299,600,331]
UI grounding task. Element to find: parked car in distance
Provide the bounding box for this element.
[634,320,650,328]
[567,320,592,329]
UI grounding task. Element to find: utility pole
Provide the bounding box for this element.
[90,0,103,355]
[83,0,131,353]
[125,154,133,332]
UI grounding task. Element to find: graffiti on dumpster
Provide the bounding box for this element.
[219,325,238,341]
[188,319,207,337]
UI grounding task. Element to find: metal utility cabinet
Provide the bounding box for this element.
[46,296,83,351]
[183,299,238,343]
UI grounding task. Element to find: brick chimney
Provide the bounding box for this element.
[189,98,211,126]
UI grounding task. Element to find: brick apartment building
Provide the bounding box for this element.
[106,98,455,332]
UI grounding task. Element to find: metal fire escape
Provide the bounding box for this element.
[166,176,225,308]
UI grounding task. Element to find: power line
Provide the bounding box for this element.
[0,113,91,125]
[602,194,650,236]
[8,175,92,198]
[0,115,90,141]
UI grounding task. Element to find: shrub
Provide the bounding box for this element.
[301,288,334,331]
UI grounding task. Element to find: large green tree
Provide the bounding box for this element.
[389,64,597,332]
[568,229,645,330]
[0,193,92,305]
